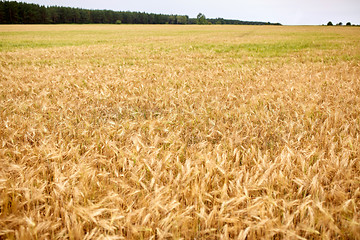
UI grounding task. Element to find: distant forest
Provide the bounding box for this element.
[0,1,281,25]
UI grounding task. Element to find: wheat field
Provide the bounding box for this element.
[0,25,359,239]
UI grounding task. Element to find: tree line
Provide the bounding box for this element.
[193,13,281,25]
[0,1,281,25]
[326,21,357,26]
[0,1,189,24]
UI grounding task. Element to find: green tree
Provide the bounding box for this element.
[168,15,176,24]
[327,21,333,26]
[0,2,5,23]
[196,13,207,24]
[346,22,351,26]
[176,15,188,24]
[215,18,225,24]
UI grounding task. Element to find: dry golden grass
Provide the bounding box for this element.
[0,25,359,239]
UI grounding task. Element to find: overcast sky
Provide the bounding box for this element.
[21,0,360,25]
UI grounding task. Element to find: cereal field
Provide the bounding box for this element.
[0,25,359,239]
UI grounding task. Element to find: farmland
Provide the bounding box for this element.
[0,25,359,239]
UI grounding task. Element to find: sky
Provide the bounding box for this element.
[20,0,360,25]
